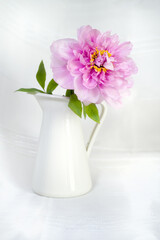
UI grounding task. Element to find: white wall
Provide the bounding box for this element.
[0,0,160,152]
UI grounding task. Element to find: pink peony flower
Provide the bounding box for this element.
[50,25,138,105]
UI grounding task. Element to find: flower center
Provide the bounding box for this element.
[90,47,112,73]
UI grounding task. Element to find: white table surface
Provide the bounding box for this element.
[0,134,160,240]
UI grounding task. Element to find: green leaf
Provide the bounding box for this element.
[85,103,100,123]
[46,79,58,94]
[36,61,46,90]
[83,103,86,119]
[65,89,74,97]
[16,88,44,94]
[68,94,82,118]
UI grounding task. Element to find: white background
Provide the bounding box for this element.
[1,1,160,240]
[0,0,160,152]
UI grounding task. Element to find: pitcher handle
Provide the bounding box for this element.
[86,101,107,156]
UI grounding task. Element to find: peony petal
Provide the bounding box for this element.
[77,25,100,47]
[79,54,90,65]
[74,76,101,104]
[114,57,138,77]
[52,66,74,89]
[50,39,80,89]
[113,41,133,58]
[87,28,101,46]
[50,38,79,61]
[67,59,83,76]
[103,61,114,70]
[100,86,121,102]
[77,25,92,44]
[50,53,66,69]
[96,31,112,48]
[82,74,97,89]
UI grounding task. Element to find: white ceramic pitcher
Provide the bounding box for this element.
[32,93,107,198]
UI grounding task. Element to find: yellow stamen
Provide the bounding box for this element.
[90,65,107,73]
[90,48,111,72]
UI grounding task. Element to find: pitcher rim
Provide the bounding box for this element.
[35,93,69,102]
